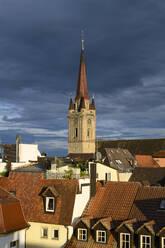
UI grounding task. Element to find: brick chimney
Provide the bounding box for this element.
[90,162,96,199]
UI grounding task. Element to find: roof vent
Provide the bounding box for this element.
[95,152,102,162]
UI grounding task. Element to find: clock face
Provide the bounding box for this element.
[74,118,78,124]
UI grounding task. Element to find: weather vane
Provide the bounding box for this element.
[81,30,84,50]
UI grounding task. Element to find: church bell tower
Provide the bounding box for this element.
[68,38,96,158]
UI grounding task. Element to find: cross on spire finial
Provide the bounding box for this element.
[81,30,84,50]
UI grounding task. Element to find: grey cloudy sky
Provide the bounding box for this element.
[0,0,165,155]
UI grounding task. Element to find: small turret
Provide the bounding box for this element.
[69,95,75,110]
[90,95,96,110]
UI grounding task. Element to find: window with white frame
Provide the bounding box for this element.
[41,227,48,238]
[52,229,59,240]
[46,197,54,212]
[162,237,165,248]
[77,228,87,241]
[140,235,151,248]
[10,241,19,248]
[96,230,106,243]
[120,233,130,248]
[105,172,111,181]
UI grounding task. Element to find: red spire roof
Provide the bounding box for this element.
[75,47,89,100]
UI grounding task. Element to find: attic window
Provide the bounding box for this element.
[96,230,106,243]
[160,199,165,210]
[78,228,87,241]
[46,197,54,212]
[120,233,130,248]
[115,160,122,164]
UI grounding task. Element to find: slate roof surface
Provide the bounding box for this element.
[135,155,159,168]
[153,150,165,158]
[98,138,165,156]
[68,153,95,162]
[13,163,45,172]
[129,186,165,229]
[129,167,165,186]
[0,172,78,226]
[102,148,138,172]
[0,187,28,233]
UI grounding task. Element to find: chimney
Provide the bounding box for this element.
[16,134,22,163]
[90,162,96,199]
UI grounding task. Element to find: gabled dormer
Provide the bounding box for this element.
[136,220,155,248]
[91,217,113,244]
[40,186,59,214]
[74,216,93,242]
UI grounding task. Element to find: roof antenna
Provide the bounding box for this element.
[81,30,84,50]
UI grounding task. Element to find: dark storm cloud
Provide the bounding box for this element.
[0,0,165,155]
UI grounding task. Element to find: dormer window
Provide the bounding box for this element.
[160,199,165,209]
[162,237,165,248]
[77,228,87,241]
[120,233,130,248]
[140,235,151,248]
[46,197,54,212]
[40,186,59,214]
[96,230,106,243]
[115,160,122,164]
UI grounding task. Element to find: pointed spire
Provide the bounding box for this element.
[89,95,96,110]
[69,93,75,110]
[75,33,89,100]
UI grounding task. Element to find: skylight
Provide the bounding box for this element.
[160,199,165,209]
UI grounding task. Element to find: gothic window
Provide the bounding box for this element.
[87,128,90,137]
[74,118,78,124]
[75,128,78,137]
[88,119,91,124]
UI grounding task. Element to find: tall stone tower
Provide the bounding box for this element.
[68,39,96,159]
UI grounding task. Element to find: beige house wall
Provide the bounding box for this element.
[89,162,118,181]
[26,222,73,248]
[119,172,132,182]
[89,162,132,182]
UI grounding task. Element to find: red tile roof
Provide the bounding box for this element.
[135,155,159,168]
[65,181,165,247]
[0,172,79,226]
[0,187,28,233]
[83,181,141,220]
